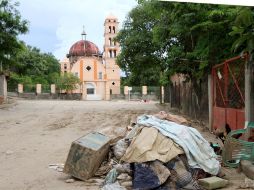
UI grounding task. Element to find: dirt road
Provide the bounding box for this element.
[0,100,247,190]
[0,100,159,190]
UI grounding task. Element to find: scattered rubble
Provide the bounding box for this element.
[238,178,254,189]
[5,150,14,155]
[198,176,228,190]
[48,163,64,172]
[65,178,75,183]
[55,111,253,189]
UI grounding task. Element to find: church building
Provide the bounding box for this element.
[60,14,120,100]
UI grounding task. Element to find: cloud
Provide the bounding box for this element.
[18,0,137,59]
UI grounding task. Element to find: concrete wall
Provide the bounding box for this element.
[110,94,159,101]
[10,92,82,100]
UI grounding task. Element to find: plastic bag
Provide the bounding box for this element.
[104,168,118,184]
[101,181,127,190]
[113,139,128,160]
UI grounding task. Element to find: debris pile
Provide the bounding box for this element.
[62,111,229,190]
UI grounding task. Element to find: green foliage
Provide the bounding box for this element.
[12,44,60,78]
[57,73,81,93]
[117,1,245,102]
[230,7,254,58]
[116,1,165,86]
[0,0,28,70]
[7,43,61,90]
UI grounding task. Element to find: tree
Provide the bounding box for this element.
[117,1,241,105]
[230,7,254,123]
[230,7,254,57]
[57,73,81,93]
[0,0,28,71]
[153,2,239,103]
[116,2,164,86]
[7,43,60,91]
[13,44,60,78]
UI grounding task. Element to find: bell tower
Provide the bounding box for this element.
[103,14,120,94]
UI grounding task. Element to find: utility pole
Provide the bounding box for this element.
[245,57,254,139]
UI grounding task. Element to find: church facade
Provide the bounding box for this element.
[60,14,120,100]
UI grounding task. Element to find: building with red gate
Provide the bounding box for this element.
[212,55,248,131]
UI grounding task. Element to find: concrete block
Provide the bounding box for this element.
[36,84,41,94]
[198,176,228,190]
[142,86,147,95]
[64,132,111,181]
[124,86,128,95]
[241,160,254,180]
[51,84,56,94]
[18,84,23,93]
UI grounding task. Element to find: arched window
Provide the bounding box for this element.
[109,26,111,33]
[113,26,115,34]
[109,50,113,58]
[109,38,112,46]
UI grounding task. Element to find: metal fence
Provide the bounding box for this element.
[147,86,160,96]
[23,84,36,93]
[42,84,51,93]
[7,83,17,92]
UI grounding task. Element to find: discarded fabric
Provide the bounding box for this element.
[132,161,170,190]
[154,111,189,125]
[137,115,220,175]
[122,127,184,163]
[101,181,127,190]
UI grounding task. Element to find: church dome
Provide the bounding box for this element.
[67,40,100,57]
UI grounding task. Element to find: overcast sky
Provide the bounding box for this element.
[18,0,137,60]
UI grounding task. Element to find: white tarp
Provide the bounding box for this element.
[137,115,220,175]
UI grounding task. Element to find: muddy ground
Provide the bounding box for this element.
[0,100,248,190]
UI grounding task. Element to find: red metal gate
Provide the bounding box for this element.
[212,55,247,131]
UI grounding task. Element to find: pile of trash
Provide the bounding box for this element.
[63,111,227,190]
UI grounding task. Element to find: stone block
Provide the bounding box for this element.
[64,132,111,181]
[198,176,228,190]
[241,160,254,180]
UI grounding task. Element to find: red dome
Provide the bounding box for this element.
[67,40,100,57]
